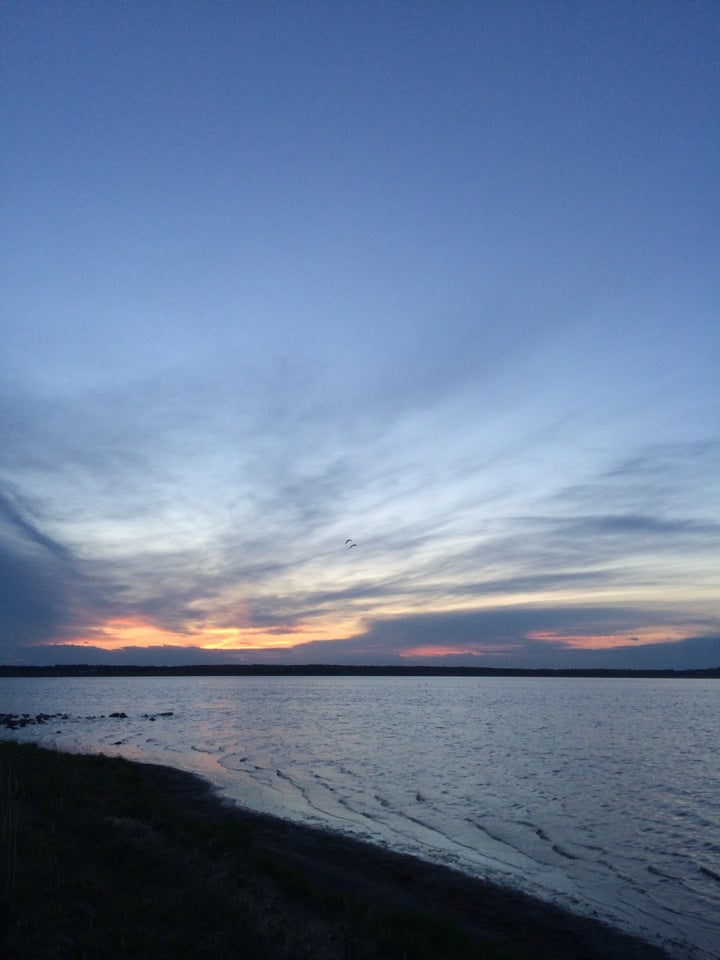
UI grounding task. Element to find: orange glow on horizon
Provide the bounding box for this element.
[399,625,695,659]
[192,622,348,650]
[60,616,698,658]
[525,626,692,649]
[66,617,189,649]
[399,643,522,658]
[64,615,357,652]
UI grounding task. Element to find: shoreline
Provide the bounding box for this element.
[136,757,675,960]
[2,664,718,679]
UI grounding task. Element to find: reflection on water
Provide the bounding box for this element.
[1,675,718,960]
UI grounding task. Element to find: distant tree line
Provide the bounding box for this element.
[0,664,718,679]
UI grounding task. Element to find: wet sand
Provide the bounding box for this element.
[138,759,675,960]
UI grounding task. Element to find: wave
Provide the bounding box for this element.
[698,865,720,884]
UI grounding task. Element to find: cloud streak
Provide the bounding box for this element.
[1,4,717,667]
[2,436,718,668]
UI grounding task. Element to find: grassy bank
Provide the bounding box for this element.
[0,741,512,960]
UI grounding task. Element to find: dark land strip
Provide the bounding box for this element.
[1,664,718,678]
[0,741,676,960]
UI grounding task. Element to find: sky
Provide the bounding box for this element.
[2,1,718,669]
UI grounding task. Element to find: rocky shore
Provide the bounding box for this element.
[0,711,173,730]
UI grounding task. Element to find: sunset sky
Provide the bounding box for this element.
[2,1,718,668]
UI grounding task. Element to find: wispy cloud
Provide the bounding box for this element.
[1,4,717,667]
[0,485,92,647]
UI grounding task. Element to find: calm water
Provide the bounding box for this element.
[1,676,718,959]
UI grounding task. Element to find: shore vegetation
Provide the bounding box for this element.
[0,741,673,960]
[0,741,511,959]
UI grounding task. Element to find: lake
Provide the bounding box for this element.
[1,675,718,959]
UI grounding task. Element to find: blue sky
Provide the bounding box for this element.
[2,1,718,667]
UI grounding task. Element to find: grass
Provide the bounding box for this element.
[1,759,18,930]
[0,741,515,960]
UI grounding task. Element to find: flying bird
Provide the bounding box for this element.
[345,539,353,544]
[345,539,357,549]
